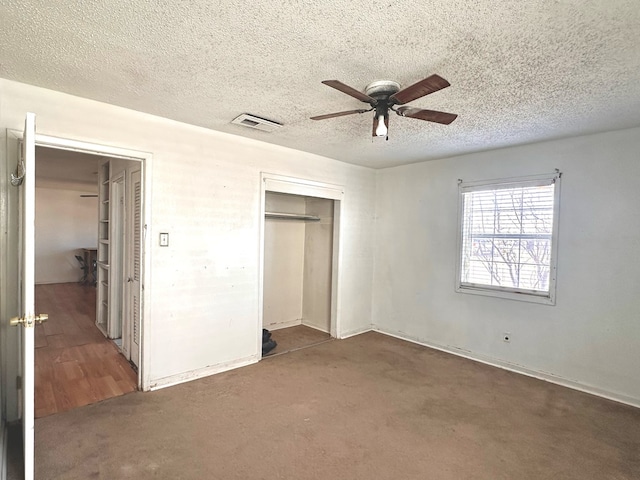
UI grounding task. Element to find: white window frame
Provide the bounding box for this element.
[455,172,562,305]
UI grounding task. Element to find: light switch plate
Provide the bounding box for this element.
[159,233,169,247]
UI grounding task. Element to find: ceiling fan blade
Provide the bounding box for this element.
[310,109,370,121]
[390,74,450,105]
[397,107,458,125]
[321,80,377,104]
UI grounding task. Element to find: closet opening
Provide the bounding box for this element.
[259,174,343,358]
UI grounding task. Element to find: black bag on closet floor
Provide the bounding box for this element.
[262,328,272,343]
[262,339,277,355]
[262,328,277,355]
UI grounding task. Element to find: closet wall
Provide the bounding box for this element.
[263,193,306,330]
[263,192,334,333]
[302,198,334,332]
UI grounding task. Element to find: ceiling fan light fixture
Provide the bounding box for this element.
[375,112,388,137]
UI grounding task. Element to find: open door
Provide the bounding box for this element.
[9,113,46,480]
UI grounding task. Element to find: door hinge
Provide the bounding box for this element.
[16,376,22,390]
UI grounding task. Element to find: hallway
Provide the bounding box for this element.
[34,283,137,417]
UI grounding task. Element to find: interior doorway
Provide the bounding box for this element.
[33,146,142,417]
[259,174,344,358]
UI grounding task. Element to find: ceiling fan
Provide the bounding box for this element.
[310,74,457,139]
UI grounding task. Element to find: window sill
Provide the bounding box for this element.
[455,284,556,305]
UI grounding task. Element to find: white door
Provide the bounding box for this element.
[129,170,142,368]
[11,113,39,480]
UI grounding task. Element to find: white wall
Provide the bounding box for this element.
[0,79,376,397]
[35,184,98,284]
[263,193,305,330]
[302,197,333,332]
[373,127,640,406]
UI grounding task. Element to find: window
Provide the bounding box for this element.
[456,172,561,304]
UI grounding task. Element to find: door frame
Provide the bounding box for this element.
[1,131,22,423]
[5,129,153,391]
[258,173,344,356]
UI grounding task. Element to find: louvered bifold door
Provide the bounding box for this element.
[130,170,142,368]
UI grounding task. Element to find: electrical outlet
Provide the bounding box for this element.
[503,333,511,343]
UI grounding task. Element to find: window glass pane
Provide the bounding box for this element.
[518,263,550,291]
[519,239,551,265]
[493,261,519,288]
[466,260,493,284]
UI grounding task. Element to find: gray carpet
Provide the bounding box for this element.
[264,324,332,357]
[34,332,640,479]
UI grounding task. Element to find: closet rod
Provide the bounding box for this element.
[265,212,321,221]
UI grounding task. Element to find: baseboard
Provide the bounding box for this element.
[339,325,372,339]
[265,318,302,331]
[300,322,330,335]
[35,280,80,285]
[148,354,259,391]
[373,326,640,409]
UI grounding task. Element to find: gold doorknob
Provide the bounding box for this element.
[9,313,48,327]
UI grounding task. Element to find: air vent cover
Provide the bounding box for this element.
[231,113,283,132]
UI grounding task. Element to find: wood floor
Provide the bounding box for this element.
[34,282,137,418]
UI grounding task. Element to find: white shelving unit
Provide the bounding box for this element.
[96,160,110,336]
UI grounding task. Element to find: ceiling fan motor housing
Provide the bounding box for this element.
[364,80,401,102]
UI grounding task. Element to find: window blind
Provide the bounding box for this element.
[460,180,556,294]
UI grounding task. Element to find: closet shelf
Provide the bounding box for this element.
[265,212,320,222]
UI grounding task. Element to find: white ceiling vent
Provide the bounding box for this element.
[231,113,283,132]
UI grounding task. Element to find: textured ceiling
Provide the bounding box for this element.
[35,147,100,188]
[2,1,640,168]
